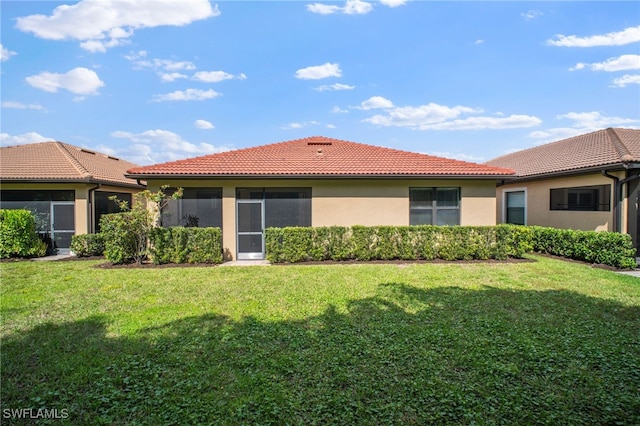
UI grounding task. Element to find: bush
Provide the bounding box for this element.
[70,233,105,257]
[149,227,223,265]
[0,209,44,259]
[100,211,149,264]
[531,226,636,269]
[265,225,533,263]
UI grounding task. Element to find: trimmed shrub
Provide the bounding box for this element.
[100,211,149,264]
[531,226,636,269]
[149,227,223,265]
[0,209,45,258]
[70,234,105,257]
[265,224,533,263]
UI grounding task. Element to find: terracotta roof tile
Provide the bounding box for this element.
[486,128,640,177]
[0,141,143,187]
[127,136,514,178]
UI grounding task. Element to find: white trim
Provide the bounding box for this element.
[502,187,527,225]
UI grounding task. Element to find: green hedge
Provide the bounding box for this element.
[149,227,223,265]
[531,226,637,269]
[100,211,149,264]
[266,224,636,269]
[266,225,533,263]
[0,209,47,259]
[70,233,105,257]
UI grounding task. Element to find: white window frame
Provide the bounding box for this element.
[502,188,527,225]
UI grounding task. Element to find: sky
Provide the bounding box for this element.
[1,0,639,166]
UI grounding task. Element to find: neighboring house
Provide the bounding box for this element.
[486,128,640,252]
[0,141,144,253]
[126,136,515,260]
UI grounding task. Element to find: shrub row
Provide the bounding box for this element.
[266,225,534,263]
[531,226,637,269]
[70,233,106,257]
[149,227,224,265]
[0,209,47,259]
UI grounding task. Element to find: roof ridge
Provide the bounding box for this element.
[54,142,92,179]
[606,127,632,160]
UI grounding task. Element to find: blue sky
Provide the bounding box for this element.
[1,1,639,166]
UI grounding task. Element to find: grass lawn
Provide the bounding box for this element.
[1,255,639,425]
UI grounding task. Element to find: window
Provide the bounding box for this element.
[236,187,311,228]
[94,191,132,232]
[265,188,311,228]
[410,187,460,225]
[164,188,222,227]
[0,190,75,234]
[505,190,526,225]
[550,185,610,211]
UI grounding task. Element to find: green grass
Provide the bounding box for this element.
[1,256,639,425]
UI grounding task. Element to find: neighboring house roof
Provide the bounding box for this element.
[486,128,640,178]
[0,141,143,188]
[127,136,515,179]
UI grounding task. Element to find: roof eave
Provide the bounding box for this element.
[501,163,633,183]
[0,177,145,189]
[126,173,516,180]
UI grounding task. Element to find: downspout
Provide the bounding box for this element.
[88,184,101,233]
[601,170,620,232]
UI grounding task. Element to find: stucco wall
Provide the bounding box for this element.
[148,178,498,260]
[495,171,625,232]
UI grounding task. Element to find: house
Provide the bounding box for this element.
[126,136,515,260]
[486,128,640,252]
[0,141,144,253]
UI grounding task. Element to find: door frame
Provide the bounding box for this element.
[51,201,75,252]
[236,198,265,260]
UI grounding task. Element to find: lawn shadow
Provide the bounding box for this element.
[2,285,639,425]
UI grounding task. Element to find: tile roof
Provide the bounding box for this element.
[127,136,515,178]
[486,128,640,178]
[0,141,143,187]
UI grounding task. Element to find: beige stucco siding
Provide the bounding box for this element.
[496,172,625,232]
[148,178,498,260]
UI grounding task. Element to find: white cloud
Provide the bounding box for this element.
[611,74,640,87]
[379,0,408,7]
[521,10,543,21]
[356,96,394,110]
[25,67,104,96]
[415,115,542,131]
[326,124,337,129]
[557,111,639,128]
[571,54,640,72]
[295,62,342,80]
[529,111,640,143]
[2,101,44,110]
[427,151,486,163]
[314,83,355,91]
[1,44,17,61]
[474,39,484,45]
[307,0,373,15]
[194,119,214,129]
[547,25,640,47]
[1,132,53,146]
[364,102,478,125]
[111,129,229,164]
[281,121,320,130]
[151,88,221,102]
[160,72,188,82]
[16,0,220,52]
[331,106,349,114]
[192,71,247,83]
[362,99,541,131]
